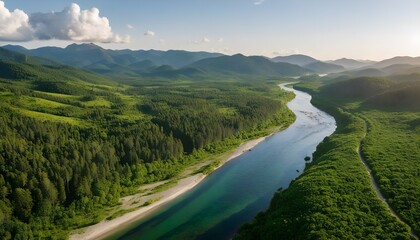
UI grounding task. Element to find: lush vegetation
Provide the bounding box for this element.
[0,58,295,239]
[236,75,419,239]
[3,44,419,239]
[361,111,420,234]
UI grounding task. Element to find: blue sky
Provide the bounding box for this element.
[1,0,420,60]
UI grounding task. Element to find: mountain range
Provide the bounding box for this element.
[1,44,313,78]
[3,43,420,80]
[271,54,345,73]
[3,43,223,69]
[327,58,375,69]
[189,54,311,77]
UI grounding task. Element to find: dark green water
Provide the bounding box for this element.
[106,84,336,240]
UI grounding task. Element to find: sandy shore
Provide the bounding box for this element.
[69,135,271,240]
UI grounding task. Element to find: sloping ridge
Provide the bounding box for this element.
[189,54,311,77]
[358,120,418,239]
[322,77,393,99]
[364,84,420,111]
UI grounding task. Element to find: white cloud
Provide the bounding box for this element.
[270,49,299,56]
[191,37,211,45]
[127,24,134,29]
[30,3,129,43]
[0,1,33,41]
[254,0,265,5]
[222,48,230,53]
[0,1,129,43]
[144,30,155,36]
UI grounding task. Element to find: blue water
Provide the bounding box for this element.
[106,84,336,240]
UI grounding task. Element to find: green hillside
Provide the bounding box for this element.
[327,58,374,69]
[322,77,393,99]
[0,53,297,239]
[3,44,314,79]
[0,47,56,66]
[303,61,345,73]
[189,54,311,77]
[365,84,420,111]
[373,56,420,69]
[236,76,420,239]
[2,44,223,69]
[271,54,318,66]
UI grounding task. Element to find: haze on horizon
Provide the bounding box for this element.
[1,0,420,61]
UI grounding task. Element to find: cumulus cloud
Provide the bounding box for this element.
[30,3,129,43]
[254,0,265,5]
[0,1,129,43]
[0,1,32,41]
[144,30,155,36]
[202,37,210,43]
[127,24,134,29]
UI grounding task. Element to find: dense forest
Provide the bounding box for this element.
[2,44,419,239]
[0,58,295,239]
[236,76,419,239]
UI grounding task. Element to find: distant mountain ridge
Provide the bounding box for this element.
[2,43,223,71]
[303,61,345,74]
[12,44,420,79]
[272,54,346,73]
[372,56,420,69]
[2,45,316,78]
[189,54,312,77]
[327,58,375,69]
[0,48,113,87]
[271,54,318,66]
[0,47,57,66]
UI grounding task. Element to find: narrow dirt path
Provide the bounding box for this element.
[358,120,418,239]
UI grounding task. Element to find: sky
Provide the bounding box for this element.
[1,0,420,61]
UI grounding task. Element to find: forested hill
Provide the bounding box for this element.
[0,47,56,66]
[235,76,419,239]
[2,44,223,78]
[0,48,296,239]
[189,54,311,77]
[2,44,316,79]
[271,54,346,74]
[3,43,223,68]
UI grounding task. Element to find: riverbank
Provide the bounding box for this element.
[69,134,273,240]
[235,81,416,239]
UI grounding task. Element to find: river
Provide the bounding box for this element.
[106,83,336,240]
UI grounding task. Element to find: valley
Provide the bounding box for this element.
[1,1,419,240]
[236,75,419,239]
[0,43,419,240]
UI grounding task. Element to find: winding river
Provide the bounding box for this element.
[106,83,336,240]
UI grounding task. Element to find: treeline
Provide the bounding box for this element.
[138,88,290,151]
